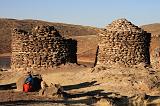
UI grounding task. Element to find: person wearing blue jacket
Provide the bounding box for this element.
[25,74,33,85]
[23,73,34,92]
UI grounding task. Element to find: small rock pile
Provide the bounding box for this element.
[11,25,77,70]
[96,18,151,67]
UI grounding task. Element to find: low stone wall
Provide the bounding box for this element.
[11,25,77,70]
[96,19,151,67]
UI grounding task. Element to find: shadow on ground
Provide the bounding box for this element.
[0,83,16,90]
[1,81,160,106]
[63,81,98,91]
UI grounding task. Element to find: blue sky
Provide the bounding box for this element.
[0,0,160,27]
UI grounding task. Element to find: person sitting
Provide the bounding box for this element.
[24,73,33,85]
[23,73,33,92]
[23,82,32,92]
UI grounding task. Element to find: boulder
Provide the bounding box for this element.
[39,83,64,99]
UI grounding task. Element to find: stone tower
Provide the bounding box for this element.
[11,25,77,70]
[96,19,151,67]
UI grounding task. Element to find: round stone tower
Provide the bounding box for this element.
[11,25,77,70]
[96,18,151,67]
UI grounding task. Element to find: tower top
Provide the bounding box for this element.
[106,18,143,32]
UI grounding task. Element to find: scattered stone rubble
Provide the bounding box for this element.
[96,18,151,67]
[11,25,77,70]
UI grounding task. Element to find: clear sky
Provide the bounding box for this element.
[0,0,160,27]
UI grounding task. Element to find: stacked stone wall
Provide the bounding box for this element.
[11,25,77,70]
[97,19,151,67]
[150,35,160,69]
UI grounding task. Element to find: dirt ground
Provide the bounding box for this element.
[1,19,160,105]
[0,63,101,106]
[1,62,160,106]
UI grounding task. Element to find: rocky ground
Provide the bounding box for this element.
[1,62,160,106]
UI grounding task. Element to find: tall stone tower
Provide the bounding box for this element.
[11,25,77,71]
[96,18,151,67]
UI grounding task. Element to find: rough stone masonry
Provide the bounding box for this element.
[96,18,151,67]
[11,25,77,70]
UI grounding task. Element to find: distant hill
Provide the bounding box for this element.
[141,23,160,36]
[141,23,160,63]
[0,18,100,53]
[1,18,160,65]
